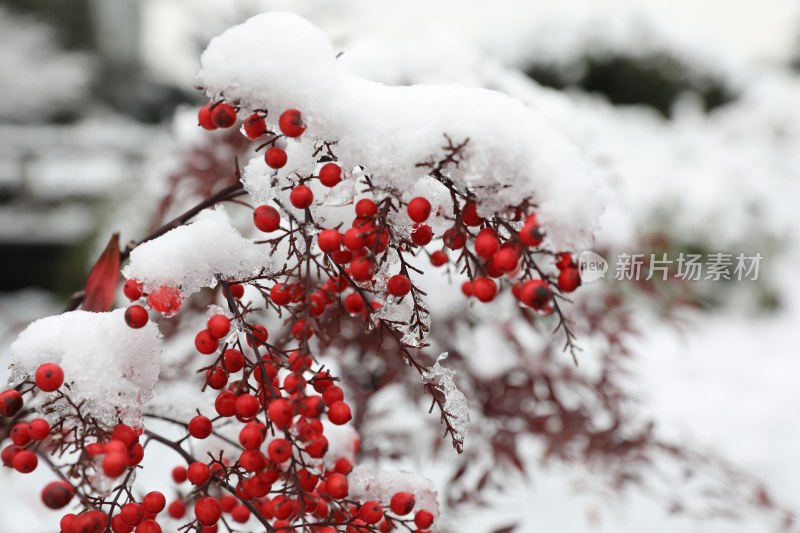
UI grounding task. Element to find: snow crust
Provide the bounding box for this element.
[199,12,601,250]
[123,207,266,297]
[8,309,162,428]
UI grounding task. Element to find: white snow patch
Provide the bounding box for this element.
[8,309,162,428]
[198,12,601,250]
[123,206,267,296]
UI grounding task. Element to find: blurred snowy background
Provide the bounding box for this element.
[2,0,800,532]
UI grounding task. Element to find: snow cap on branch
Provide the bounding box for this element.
[9,309,162,428]
[123,206,266,298]
[198,13,601,250]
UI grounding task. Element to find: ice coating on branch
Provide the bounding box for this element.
[8,309,162,428]
[349,465,440,520]
[123,207,266,297]
[423,352,470,448]
[198,13,600,250]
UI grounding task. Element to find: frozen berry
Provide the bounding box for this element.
[125,305,149,329]
[290,184,314,209]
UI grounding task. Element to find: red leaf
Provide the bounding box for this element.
[81,233,121,312]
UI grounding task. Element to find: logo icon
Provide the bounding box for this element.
[578,251,608,283]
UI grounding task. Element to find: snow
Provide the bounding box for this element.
[199,12,602,251]
[8,309,162,428]
[422,353,470,449]
[348,464,440,518]
[123,206,267,298]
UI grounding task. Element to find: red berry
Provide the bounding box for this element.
[429,250,448,267]
[279,109,305,137]
[407,197,431,222]
[147,286,183,317]
[35,363,64,392]
[168,500,186,519]
[415,509,434,529]
[195,496,222,527]
[472,277,497,302]
[267,398,294,430]
[188,415,212,439]
[390,492,415,515]
[112,424,139,450]
[120,502,145,526]
[411,224,433,246]
[136,519,161,533]
[143,491,166,514]
[318,229,342,254]
[461,281,474,297]
[206,367,228,390]
[0,389,23,417]
[239,425,263,450]
[211,103,236,128]
[41,481,74,509]
[355,199,378,218]
[442,227,466,249]
[494,247,519,272]
[12,449,38,473]
[102,452,128,477]
[207,315,230,339]
[557,267,581,293]
[387,274,411,297]
[235,394,260,420]
[267,438,292,463]
[290,184,314,209]
[343,227,367,250]
[474,229,499,258]
[270,283,292,306]
[188,462,211,485]
[248,323,269,347]
[265,147,288,169]
[215,391,236,417]
[519,279,552,310]
[326,472,348,499]
[124,305,149,329]
[343,293,365,315]
[555,252,573,270]
[519,221,544,247]
[198,105,217,130]
[222,349,244,373]
[172,466,187,483]
[231,504,251,523]
[319,163,341,187]
[462,202,484,226]
[123,279,143,301]
[195,330,219,355]
[243,113,266,140]
[11,423,30,445]
[358,501,383,524]
[349,257,374,282]
[254,205,281,232]
[327,401,352,425]
[28,418,50,440]
[229,283,245,299]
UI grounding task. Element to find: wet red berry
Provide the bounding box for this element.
[279,109,305,137]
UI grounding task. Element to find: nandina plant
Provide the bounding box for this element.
[0,13,601,533]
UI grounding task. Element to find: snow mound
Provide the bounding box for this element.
[9,309,162,428]
[123,206,266,297]
[198,13,601,250]
[349,465,440,519]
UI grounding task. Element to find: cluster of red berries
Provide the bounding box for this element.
[198,101,306,171]
[123,279,184,327]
